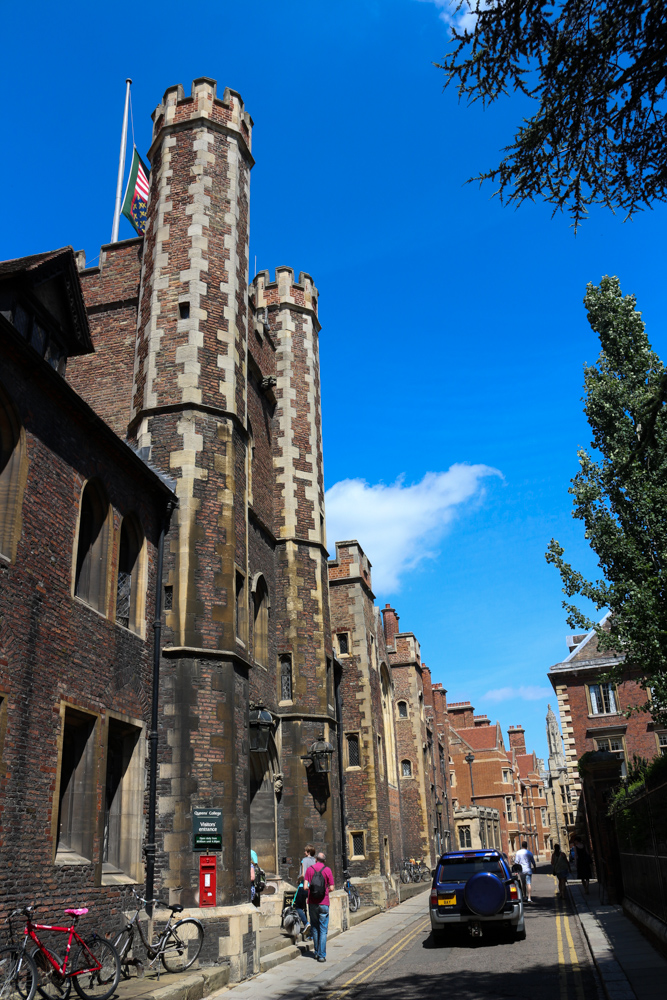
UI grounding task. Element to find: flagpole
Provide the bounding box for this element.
[111,78,132,244]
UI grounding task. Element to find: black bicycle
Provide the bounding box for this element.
[343,875,361,913]
[111,891,204,979]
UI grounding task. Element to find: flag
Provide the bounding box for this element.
[121,148,150,235]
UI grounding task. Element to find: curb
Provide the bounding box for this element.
[568,888,636,1000]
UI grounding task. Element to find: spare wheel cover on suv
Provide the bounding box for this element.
[463,871,506,916]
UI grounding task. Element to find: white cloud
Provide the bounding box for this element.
[415,0,484,33]
[484,685,553,703]
[324,464,501,593]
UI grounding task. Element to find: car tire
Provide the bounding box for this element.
[431,929,446,946]
[511,925,526,941]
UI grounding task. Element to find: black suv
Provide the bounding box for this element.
[429,848,525,940]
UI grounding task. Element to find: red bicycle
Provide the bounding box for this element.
[5,906,120,1000]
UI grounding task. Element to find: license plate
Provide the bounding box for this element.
[438,895,456,906]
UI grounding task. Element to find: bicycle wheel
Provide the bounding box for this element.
[411,869,422,883]
[0,947,38,1000]
[161,920,204,973]
[33,951,71,1000]
[421,869,432,882]
[71,939,120,1000]
[399,869,411,884]
[348,888,361,913]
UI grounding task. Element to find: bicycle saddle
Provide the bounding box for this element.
[168,904,183,913]
[64,908,89,916]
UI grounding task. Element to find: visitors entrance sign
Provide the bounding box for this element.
[193,808,222,851]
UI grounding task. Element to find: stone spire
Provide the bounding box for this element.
[546,703,566,774]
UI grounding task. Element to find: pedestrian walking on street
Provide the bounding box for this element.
[514,841,537,902]
[305,850,334,963]
[300,843,316,879]
[573,837,592,895]
[292,877,310,939]
[551,844,570,897]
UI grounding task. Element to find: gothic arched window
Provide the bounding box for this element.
[116,514,145,634]
[280,655,292,701]
[253,575,269,666]
[74,479,112,614]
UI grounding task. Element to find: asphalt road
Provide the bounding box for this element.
[322,874,601,1000]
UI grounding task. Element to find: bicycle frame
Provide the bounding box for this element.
[115,895,175,967]
[23,920,101,978]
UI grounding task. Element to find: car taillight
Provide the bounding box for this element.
[430,890,438,906]
[509,883,518,900]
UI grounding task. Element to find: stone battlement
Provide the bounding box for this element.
[251,267,318,319]
[150,77,253,154]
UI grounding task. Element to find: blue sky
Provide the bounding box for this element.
[3,0,667,762]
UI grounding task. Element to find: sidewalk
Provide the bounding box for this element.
[569,880,667,1000]
[209,887,430,1000]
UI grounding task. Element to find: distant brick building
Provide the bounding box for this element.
[548,616,667,783]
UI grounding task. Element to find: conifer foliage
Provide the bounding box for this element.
[547,277,667,726]
[439,1,667,228]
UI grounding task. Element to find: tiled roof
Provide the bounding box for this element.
[454,726,499,750]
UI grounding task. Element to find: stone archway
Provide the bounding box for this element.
[249,736,279,876]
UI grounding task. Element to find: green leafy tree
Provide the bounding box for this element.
[546,276,667,726]
[438,0,667,228]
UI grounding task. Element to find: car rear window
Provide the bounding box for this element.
[437,856,504,882]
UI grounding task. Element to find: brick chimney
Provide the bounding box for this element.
[473,715,491,727]
[382,604,400,647]
[508,725,526,754]
[447,701,475,729]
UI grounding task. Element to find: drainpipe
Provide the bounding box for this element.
[334,661,349,879]
[145,500,175,918]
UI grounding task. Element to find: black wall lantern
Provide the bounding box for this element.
[249,704,274,752]
[302,732,334,773]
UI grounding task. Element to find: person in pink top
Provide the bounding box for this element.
[305,851,334,962]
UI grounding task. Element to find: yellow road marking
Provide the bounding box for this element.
[554,884,585,1000]
[326,917,430,999]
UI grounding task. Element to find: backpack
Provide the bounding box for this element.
[309,864,326,900]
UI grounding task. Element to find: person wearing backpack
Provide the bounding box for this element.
[305,851,334,962]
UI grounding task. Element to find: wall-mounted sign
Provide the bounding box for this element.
[193,808,222,851]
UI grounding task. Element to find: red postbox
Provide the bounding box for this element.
[199,855,217,907]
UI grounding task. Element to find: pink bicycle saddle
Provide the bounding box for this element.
[64,908,89,916]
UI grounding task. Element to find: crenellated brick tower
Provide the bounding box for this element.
[250,268,338,874]
[128,78,255,917]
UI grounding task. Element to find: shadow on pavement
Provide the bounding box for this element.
[320,962,585,1000]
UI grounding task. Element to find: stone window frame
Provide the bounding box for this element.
[458,825,472,848]
[505,795,514,822]
[400,758,413,778]
[114,513,147,637]
[502,768,512,784]
[52,702,101,866]
[279,653,293,705]
[100,710,146,886]
[585,681,620,716]
[377,733,384,779]
[656,731,667,756]
[72,478,114,617]
[593,732,626,760]
[235,568,248,647]
[397,700,408,719]
[0,383,28,564]
[349,830,366,860]
[251,573,270,668]
[345,732,362,770]
[337,632,350,657]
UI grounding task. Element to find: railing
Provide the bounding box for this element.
[613,780,667,923]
